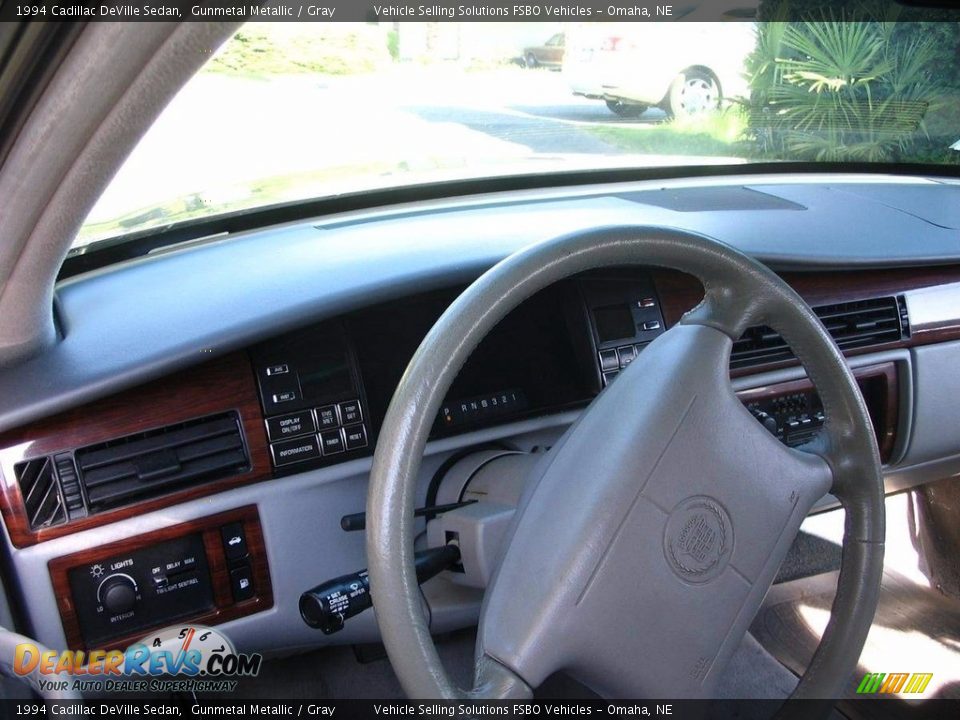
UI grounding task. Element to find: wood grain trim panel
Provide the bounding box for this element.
[654,266,960,377]
[736,362,899,462]
[655,266,960,329]
[49,505,272,653]
[0,353,271,548]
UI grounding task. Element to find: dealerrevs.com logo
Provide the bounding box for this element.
[14,625,262,694]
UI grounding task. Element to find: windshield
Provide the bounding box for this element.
[76,15,960,249]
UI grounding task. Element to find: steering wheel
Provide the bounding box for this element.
[366,227,884,701]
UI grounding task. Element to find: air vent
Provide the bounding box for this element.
[14,457,67,529]
[732,296,907,369]
[75,412,249,512]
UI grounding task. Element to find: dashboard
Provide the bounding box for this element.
[2,174,960,657]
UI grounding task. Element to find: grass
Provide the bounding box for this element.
[587,108,751,158]
[204,23,392,79]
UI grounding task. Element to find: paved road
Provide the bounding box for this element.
[85,67,663,232]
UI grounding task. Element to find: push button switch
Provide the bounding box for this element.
[617,345,637,368]
[272,390,298,404]
[221,522,248,563]
[344,424,368,451]
[339,400,362,425]
[266,411,316,442]
[320,429,345,456]
[230,565,255,602]
[315,405,339,429]
[598,349,619,372]
[270,435,321,466]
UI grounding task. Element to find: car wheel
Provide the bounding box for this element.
[524,53,538,69]
[605,100,648,118]
[666,69,720,118]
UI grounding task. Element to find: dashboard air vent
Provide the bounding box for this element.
[14,457,67,529]
[731,296,906,369]
[75,412,249,512]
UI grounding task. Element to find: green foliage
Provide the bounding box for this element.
[206,23,392,78]
[747,2,960,163]
[387,29,400,62]
[588,108,748,158]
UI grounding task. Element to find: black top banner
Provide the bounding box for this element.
[3,699,960,719]
[2,1,957,24]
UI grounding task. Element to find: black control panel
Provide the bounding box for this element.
[580,275,667,387]
[67,534,213,647]
[250,322,371,475]
[744,391,826,448]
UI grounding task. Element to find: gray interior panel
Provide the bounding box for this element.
[904,340,960,465]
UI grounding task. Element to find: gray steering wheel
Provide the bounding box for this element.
[366,227,884,701]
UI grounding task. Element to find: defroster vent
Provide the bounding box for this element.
[75,412,250,512]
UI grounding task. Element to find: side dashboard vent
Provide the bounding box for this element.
[75,412,250,512]
[14,457,66,529]
[732,296,906,369]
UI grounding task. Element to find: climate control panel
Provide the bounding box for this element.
[736,363,898,462]
[744,391,825,448]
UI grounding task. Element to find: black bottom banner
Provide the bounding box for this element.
[3,699,958,720]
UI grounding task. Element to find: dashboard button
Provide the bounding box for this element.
[602,370,619,386]
[272,390,298,404]
[266,411,316,442]
[637,297,656,308]
[316,405,339,429]
[642,320,661,331]
[598,349,619,372]
[270,435,321,466]
[617,345,637,368]
[265,364,289,376]
[320,429,345,456]
[221,522,248,562]
[339,400,362,425]
[230,565,255,602]
[344,424,368,450]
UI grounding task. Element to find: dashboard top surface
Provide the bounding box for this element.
[2,173,960,434]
